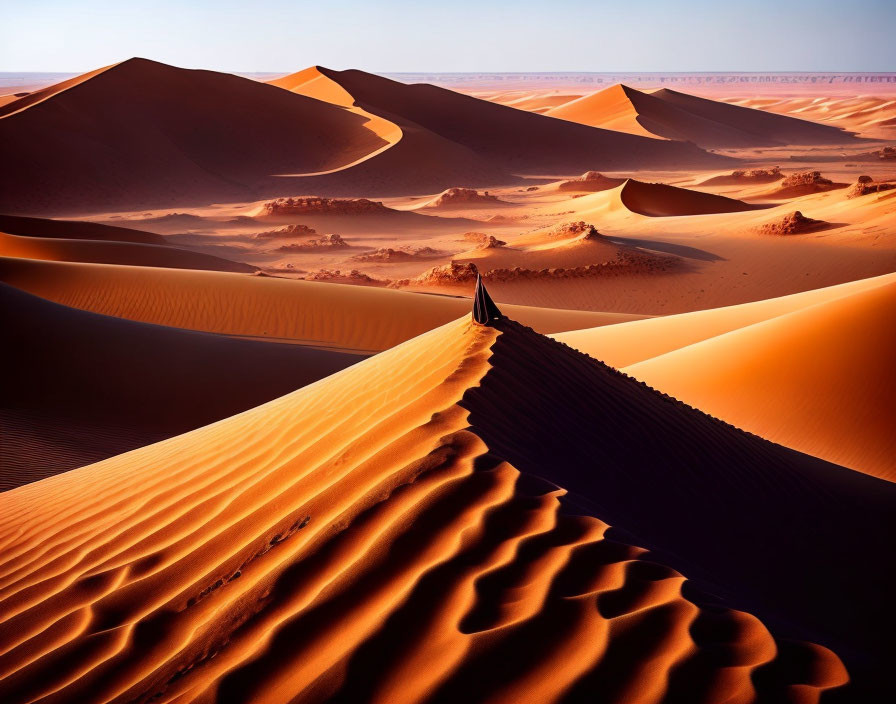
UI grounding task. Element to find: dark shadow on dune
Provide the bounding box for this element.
[606,235,725,262]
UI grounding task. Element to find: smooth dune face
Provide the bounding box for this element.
[0,316,857,703]
[0,58,389,215]
[0,257,640,353]
[0,214,167,244]
[626,281,896,481]
[552,272,896,367]
[0,284,364,489]
[545,84,858,147]
[616,179,761,217]
[0,232,256,273]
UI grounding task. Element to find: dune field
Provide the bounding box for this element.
[0,55,894,704]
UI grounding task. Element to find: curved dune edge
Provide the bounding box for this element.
[267,67,404,177]
[0,232,256,274]
[625,281,896,481]
[0,257,643,353]
[0,317,848,704]
[616,179,761,217]
[552,272,896,368]
[0,283,364,490]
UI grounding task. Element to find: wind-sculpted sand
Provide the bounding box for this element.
[2,310,878,703]
[0,257,640,353]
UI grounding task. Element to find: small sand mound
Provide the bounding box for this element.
[847,175,896,198]
[757,211,829,235]
[263,196,391,216]
[557,170,625,192]
[423,187,507,208]
[352,246,442,262]
[699,167,783,186]
[254,224,318,239]
[276,234,351,252]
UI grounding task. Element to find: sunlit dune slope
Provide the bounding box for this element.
[0,58,388,214]
[552,273,896,367]
[0,284,363,489]
[0,232,256,273]
[305,67,732,174]
[4,305,882,702]
[0,214,166,244]
[626,281,896,481]
[546,84,859,147]
[0,257,637,353]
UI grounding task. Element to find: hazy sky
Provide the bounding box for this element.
[2,0,894,73]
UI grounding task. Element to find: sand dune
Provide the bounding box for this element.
[0,214,166,244]
[0,58,388,215]
[6,299,891,701]
[625,281,896,480]
[546,84,859,147]
[616,179,762,217]
[0,284,363,490]
[0,257,638,353]
[0,232,257,273]
[552,272,896,367]
[297,67,731,174]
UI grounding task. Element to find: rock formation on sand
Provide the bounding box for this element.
[2,295,892,701]
[699,167,783,186]
[254,224,318,239]
[847,175,896,198]
[764,170,847,198]
[351,246,441,262]
[262,196,391,216]
[557,170,625,192]
[476,235,506,249]
[275,233,351,252]
[757,210,829,235]
[462,232,507,248]
[303,268,386,286]
[423,187,507,208]
[393,260,480,287]
[545,221,598,239]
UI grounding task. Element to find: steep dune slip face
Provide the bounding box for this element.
[0,309,864,703]
[617,179,762,217]
[0,284,364,490]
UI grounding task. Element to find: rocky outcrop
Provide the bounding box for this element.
[351,246,441,262]
[275,234,351,252]
[426,187,506,208]
[262,197,391,216]
[557,171,625,192]
[757,211,828,235]
[254,224,318,239]
[304,268,387,286]
[462,232,506,248]
[847,175,896,198]
[780,171,833,188]
[700,167,783,186]
[544,221,600,239]
[392,261,480,287]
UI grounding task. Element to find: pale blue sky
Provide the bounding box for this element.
[1,0,894,73]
